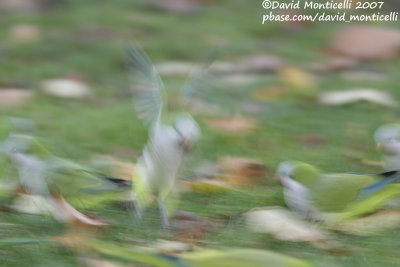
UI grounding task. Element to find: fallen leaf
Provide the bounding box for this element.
[298,134,328,148]
[319,89,397,107]
[53,195,109,226]
[335,210,400,236]
[41,79,91,99]
[10,24,41,43]
[0,88,33,106]
[279,67,316,94]
[218,157,268,186]
[245,207,329,243]
[173,211,214,241]
[331,26,400,60]
[206,116,257,134]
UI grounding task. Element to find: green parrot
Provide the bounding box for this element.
[374,123,400,171]
[82,238,313,267]
[276,161,400,222]
[128,45,202,227]
[0,117,51,196]
[0,116,127,217]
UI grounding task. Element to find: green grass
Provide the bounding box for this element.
[1,0,400,266]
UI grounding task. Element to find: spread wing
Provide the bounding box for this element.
[180,53,244,116]
[128,44,167,126]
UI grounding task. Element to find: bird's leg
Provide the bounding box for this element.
[157,197,170,228]
[127,192,143,220]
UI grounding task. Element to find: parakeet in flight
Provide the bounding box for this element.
[128,45,202,227]
[374,123,400,171]
[276,161,400,222]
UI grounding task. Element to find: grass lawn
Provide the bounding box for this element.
[1,0,400,266]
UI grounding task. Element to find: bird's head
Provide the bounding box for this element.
[276,161,319,187]
[173,114,201,152]
[374,124,400,154]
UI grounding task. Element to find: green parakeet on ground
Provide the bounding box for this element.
[128,45,202,228]
[0,117,51,196]
[276,161,400,222]
[0,116,126,222]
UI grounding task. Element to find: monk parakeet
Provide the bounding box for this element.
[128,45,201,227]
[276,161,400,222]
[0,117,51,196]
[0,117,125,222]
[374,124,400,171]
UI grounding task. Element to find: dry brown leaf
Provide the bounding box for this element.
[10,24,41,42]
[245,207,330,243]
[0,88,33,107]
[53,196,109,226]
[331,26,400,60]
[206,116,257,134]
[173,211,213,242]
[218,157,268,186]
[298,134,328,148]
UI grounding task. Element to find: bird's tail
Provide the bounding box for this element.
[358,170,400,198]
[336,183,400,222]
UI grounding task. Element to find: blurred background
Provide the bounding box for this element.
[1,0,400,266]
